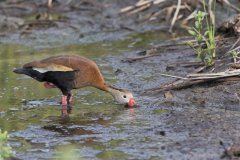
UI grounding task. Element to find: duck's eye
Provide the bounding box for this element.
[123,95,127,98]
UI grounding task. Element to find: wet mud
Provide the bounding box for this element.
[0,0,239,160]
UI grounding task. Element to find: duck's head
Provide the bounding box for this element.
[107,86,136,107]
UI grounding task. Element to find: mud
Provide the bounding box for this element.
[114,49,240,160]
[0,0,167,48]
[0,0,240,160]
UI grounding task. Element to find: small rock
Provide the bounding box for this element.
[222,144,240,158]
[164,91,173,101]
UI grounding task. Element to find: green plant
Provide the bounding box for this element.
[187,0,216,66]
[0,130,14,160]
[231,50,240,63]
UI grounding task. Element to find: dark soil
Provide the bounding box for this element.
[1,0,240,160]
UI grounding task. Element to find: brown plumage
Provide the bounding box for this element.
[13,55,136,116]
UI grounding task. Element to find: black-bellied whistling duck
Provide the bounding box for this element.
[13,55,136,116]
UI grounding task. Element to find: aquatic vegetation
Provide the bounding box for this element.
[187,0,216,66]
[0,130,14,160]
[55,146,80,160]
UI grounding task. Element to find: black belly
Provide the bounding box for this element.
[43,71,76,92]
[25,68,77,94]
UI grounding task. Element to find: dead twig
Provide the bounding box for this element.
[169,0,181,32]
[174,61,204,67]
[144,79,207,94]
[48,0,52,8]
[127,2,152,16]
[120,0,240,33]
[188,69,240,80]
[120,0,166,14]
[144,68,240,94]
[124,54,158,63]
[227,37,240,53]
[159,73,187,79]
[124,48,158,62]
[120,0,153,14]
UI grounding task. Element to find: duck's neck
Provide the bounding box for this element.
[96,83,122,96]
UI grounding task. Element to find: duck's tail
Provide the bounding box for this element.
[13,68,26,74]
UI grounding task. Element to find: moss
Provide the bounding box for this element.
[97,151,129,160]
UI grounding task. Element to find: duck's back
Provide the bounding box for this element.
[23,55,106,89]
[24,55,95,70]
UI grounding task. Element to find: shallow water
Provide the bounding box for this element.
[0,30,171,160]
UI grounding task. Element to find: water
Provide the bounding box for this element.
[0,30,170,160]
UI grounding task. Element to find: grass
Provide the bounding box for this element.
[0,130,14,160]
[231,50,240,63]
[187,0,216,67]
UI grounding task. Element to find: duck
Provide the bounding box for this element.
[13,55,136,115]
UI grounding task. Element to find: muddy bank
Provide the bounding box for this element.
[109,43,240,159]
[0,0,240,160]
[0,0,169,48]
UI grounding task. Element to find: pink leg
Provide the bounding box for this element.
[61,95,68,116]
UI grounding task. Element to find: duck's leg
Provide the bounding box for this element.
[61,89,73,116]
[61,95,68,116]
[60,88,73,116]
[44,82,56,89]
[67,92,73,113]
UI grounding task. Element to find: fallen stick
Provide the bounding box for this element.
[124,54,157,63]
[120,0,166,14]
[143,79,207,94]
[169,0,181,32]
[144,68,240,94]
[127,3,152,16]
[120,0,153,13]
[188,69,240,80]
[174,61,204,67]
[159,73,187,79]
